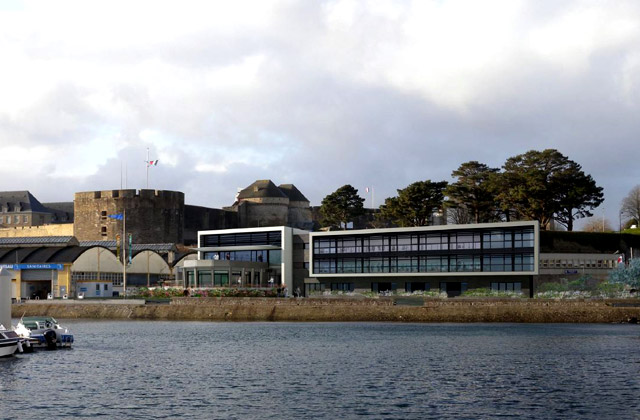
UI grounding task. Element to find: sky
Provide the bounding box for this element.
[1,0,639,229]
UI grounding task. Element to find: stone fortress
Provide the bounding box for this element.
[0,180,313,245]
[74,189,185,244]
[226,180,313,230]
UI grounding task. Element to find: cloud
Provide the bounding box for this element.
[0,0,639,230]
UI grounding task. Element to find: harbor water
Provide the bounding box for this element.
[0,321,639,419]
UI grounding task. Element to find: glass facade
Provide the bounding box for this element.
[312,226,535,275]
[202,231,282,248]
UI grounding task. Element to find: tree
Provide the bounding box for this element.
[621,185,640,227]
[498,149,603,231]
[319,185,365,229]
[553,161,604,231]
[581,217,613,232]
[446,161,500,224]
[379,180,448,227]
[446,206,474,225]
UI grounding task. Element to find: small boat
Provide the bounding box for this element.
[0,325,21,357]
[14,317,74,350]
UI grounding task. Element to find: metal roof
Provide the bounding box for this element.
[0,247,39,264]
[78,241,176,253]
[0,236,77,247]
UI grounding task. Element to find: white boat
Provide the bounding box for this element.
[14,317,74,349]
[0,325,21,357]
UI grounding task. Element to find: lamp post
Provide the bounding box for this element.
[619,210,623,232]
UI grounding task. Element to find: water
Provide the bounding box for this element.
[0,321,639,419]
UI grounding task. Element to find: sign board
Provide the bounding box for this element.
[0,263,64,270]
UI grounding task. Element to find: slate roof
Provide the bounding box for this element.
[278,184,309,203]
[237,180,288,200]
[0,191,52,213]
[42,202,74,222]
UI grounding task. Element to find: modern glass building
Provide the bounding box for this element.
[184,226,308,292]
[309,221,539,297]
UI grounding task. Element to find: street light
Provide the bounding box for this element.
[620,210,624,233]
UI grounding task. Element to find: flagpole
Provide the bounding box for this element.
[123,208,127,298]
[146,147,149,189]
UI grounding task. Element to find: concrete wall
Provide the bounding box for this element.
[0,223,73,237]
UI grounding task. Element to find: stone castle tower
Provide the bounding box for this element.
[231,180,312,229]
[74,189,184,244]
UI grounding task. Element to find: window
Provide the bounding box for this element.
[449,255,481,272]
[450,233,481,250]
[14,215,19,223]
[366,258,386,273]
[337,238,359,253]
[96,284,100,291]
[331,283,354,292]
[483,254,511,272]
[314,260,335,274]
[365,236,384,253]
[421,234,448,251]
[491,282,522,293]
[396,257,418,273]
[23,215,28,223]
[198,270,213,287]
[397,235,412,252]
[337,258,360,273]
[421,256,448,272]
[213,271,229,287]
[483,231,513,249]
[514,254,534,271]
[406,282,430,292]
[514,229,534,248]
[268,250,282,265]
[104,284,109,291]
[314,239,336,254]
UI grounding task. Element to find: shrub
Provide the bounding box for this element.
[608,259,640,289]
[461,288,523,298]
[538,282,569,293]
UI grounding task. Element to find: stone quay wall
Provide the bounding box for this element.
[12,298,640,323]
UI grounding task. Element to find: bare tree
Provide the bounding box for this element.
[621,185,640,226]
[581,217,613,232]
[446,206,474,225]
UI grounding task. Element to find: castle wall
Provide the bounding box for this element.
[287,205,313,230]
[184,205,238,245]
[0,223,74,238]
[74,189,184,244]
[237,201,289,228]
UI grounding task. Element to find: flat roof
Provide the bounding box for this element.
[309,221,539,237]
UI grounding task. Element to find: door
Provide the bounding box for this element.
[440,281,462,297]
